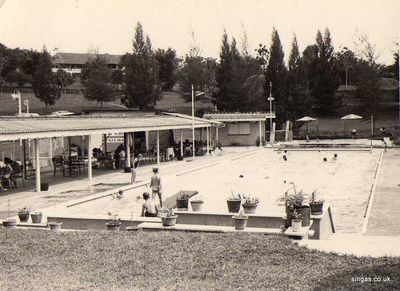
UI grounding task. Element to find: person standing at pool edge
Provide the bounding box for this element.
[131,154,142,184]
[150,167,163,207]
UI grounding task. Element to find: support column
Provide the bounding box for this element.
[126,133,131,167]
[87,134,93,182]
[35,139,41,193]
[206,127,209,153]
[180,130,184,157]
[131,133,135,155]
[259,121,262,143]
[216,127,219,141]
[156,130,160,165]
[49,138,53,159]
[103,134,108,154]
[145,131,149,151]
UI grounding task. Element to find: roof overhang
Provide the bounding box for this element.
[0,113,217,142]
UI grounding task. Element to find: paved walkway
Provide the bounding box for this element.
[366,148,400,236]
[0,147,253,219]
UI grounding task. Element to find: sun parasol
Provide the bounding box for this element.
[296,116,318,137]
[340,114,363,136]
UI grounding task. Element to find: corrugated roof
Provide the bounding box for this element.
[0,113,215,141]
[203,112,275,121]
[52,53,122,65]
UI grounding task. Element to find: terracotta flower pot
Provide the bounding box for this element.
[30,212,43,224]
[18,212,30,223]
[48,222,62,232]
[105,222,121,231]
[292,219,302,232]
[161,215,178,227]
[242,203,258,214]
[2,219,17,229]
[232,216,248,230]
[310,202,324,215]
[227,199,241,213]
[190,200,204,212]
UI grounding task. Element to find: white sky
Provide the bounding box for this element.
[0,0,399,64]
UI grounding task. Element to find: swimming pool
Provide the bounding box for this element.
[61,148,381,233]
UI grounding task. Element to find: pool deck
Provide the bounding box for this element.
[366,148,400,236]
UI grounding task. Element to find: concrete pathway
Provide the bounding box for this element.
[366,148,400,236]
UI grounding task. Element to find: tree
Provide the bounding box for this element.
[215,31,234,111]
[155,48,178,90]
[309,29,341,114]
[122,22,160,109]
[336,47,358,86]
[54,69,74,95]
[81,55,115,107]
[264,28,288,122]
[284,35,313,121]
[111,69,124,89]
[32,49,60,106]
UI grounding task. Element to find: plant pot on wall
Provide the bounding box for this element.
[176,198,189,210]
[161,215,178,227]
[2,219,17,229]
[242,204,258,214]
[18,212,30,222]
[190,200,204,212]
[292,219,302,232]
[232,216,248,230]
[105,222,121,231]
[227,199,242,213]
[48,222,62,232]
[310,202,324,215]
[31,212,43,223]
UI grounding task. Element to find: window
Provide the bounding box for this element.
[228,122,250,135]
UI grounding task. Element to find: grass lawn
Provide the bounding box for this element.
[0,91,123,115]
[0,229,399,290]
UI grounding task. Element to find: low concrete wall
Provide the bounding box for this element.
[175,211,285,229]
[47,215,160,230]
[308,205,335,239]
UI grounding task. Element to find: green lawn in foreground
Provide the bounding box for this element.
[0,229,399,290]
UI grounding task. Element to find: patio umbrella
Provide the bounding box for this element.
[296,116,317,137]
[340,114,363,136]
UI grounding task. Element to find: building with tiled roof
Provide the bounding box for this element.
[51,53,122,77]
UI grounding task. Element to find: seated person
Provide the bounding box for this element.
[3,157,21,188]
[141,192,158,217]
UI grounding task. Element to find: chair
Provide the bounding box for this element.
[25,160,36,179]
[12,165,25,188]
[1,167,13,189]
[52,156,66,176]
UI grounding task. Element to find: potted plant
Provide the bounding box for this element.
[176,193,190,210]
[31,211,43,223]
[291,210,302,232]
[105,212,121,231]
[190,196,204,212]
[232,208,248,230]
[241,195,259,214]
[159,208,178,227]
[227,193,242,213]
[2,219,17,229]
[48,221,63,232]
[17,207,30,222]
[282,183,310,227]
[309,190,324,215]
[255,137,261,147]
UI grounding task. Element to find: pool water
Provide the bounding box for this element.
[64,149,381,233]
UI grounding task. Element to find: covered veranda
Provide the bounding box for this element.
[0,112,220,193]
